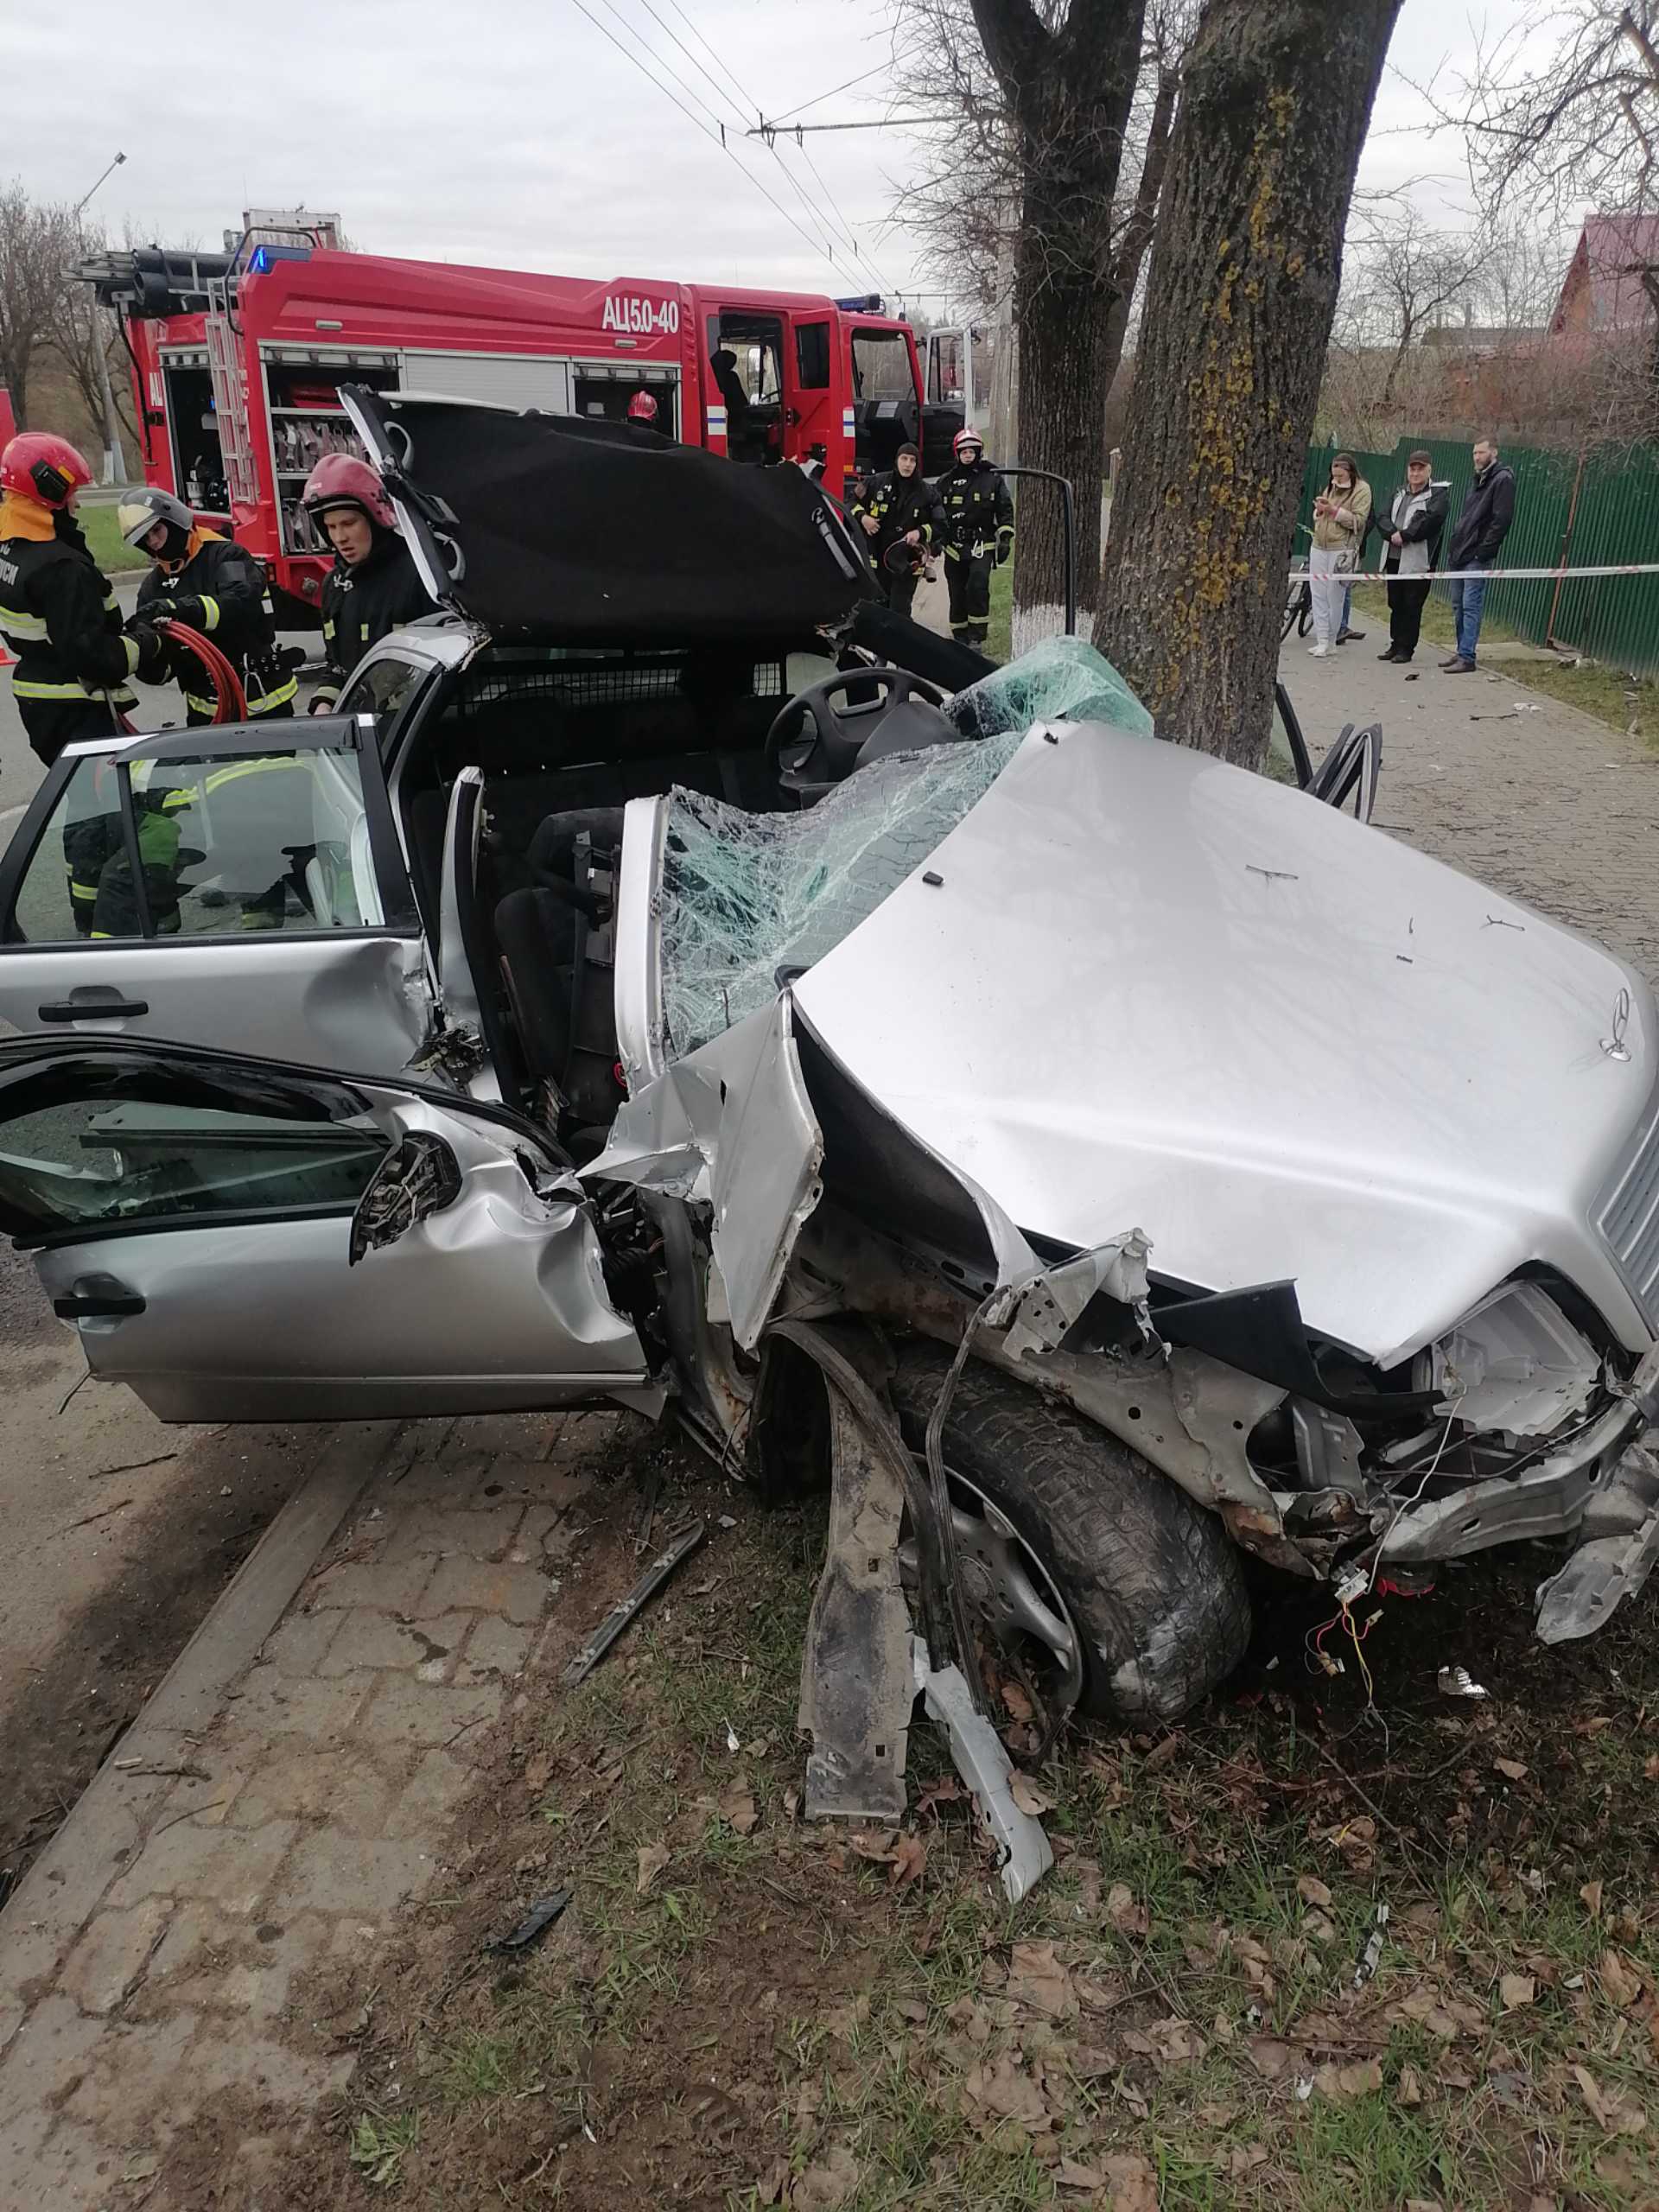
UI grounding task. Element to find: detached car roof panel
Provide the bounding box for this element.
[340,387,873,645]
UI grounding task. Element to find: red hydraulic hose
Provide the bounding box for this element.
[155,619,248,722]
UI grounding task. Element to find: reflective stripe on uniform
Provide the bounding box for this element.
[69,879,99,899]
[103,594,121,613]
[198,595,220,632]
[248,677,299,714]
[183,694,223,718]
[322,620,336,639]
[14,677,117,701]
[0,605,49,638]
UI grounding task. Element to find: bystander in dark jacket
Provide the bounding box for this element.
[1375,451,1448,664]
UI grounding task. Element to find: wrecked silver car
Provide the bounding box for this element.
[0,395,1654,1834]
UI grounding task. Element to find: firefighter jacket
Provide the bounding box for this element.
[936,459,1014,561]
[136,530,296,721]
[315,533,433,706]
[0,498,144,760]
[851,469,940,563]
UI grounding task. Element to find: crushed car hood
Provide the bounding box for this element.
[791,721,1659,1366]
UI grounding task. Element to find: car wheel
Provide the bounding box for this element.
[888,1342,1252,1726]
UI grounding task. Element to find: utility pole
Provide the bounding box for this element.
[74,151,129,487]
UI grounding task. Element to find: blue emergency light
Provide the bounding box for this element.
[248,244,314,274]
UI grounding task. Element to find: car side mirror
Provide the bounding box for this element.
[348,1130,463,1265]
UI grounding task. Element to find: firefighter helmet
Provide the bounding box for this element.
[951,427,983,462]
[118,485,194,549]
[626,391,659,424]
[1,431,93,511]
[301,453,397,529]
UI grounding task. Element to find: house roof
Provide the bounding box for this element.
[1552,213,1659,333]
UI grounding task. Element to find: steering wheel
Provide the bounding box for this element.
[764,666,951,792]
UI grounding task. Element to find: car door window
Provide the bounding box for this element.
[0,1063,387,1243]
[338,652,429,739]
[7,736,388,944]
[13,759,136,944]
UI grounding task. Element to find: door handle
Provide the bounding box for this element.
[38,995,149,1022]
[54,1291,146,1319]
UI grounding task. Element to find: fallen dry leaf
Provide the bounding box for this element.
[1142,1734,1181,1771]
[1006,1940,1077,2021]
[524,1751,553,1795]
[1008,1771,1053,1817]
[1229,2145,1270,2177]
[791,2143,860,2210]
[1599,1949,1643,2010]
[915,1775,963,1819]
[1057,2157,1105,2190]
[849,1829,897,1864]
[1575,2063,1611,2129]
[718,1784,759,1836]
[888,1831,927,1889]
[1001,1680,1035,1722]
[1580,1878,1605,1919]
[1296,1875,1333,1909]
[1103,2150,1159,2211]
[1499,1973,1536,2012]
[1248,2037,1295,2080]
[1397,2063,1423,2107]
[636,1840,670,1895]
[1315,2058,1383,2100]
[754,2156,790,2206]
[1107,1883,1150,1939]
[1147,2015,1206,2065]
[963,2053,1051,2131]
[1645,1751,1659,1780]
[1493,1757,1529,1782]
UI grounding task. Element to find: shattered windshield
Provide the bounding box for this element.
[659,732,1024,1058]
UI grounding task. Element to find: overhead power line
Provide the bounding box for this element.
[569,0,841,276]
[607,0,894,296]
[643,0,896,296]
[768,63,893,126]
[749,115,954,137]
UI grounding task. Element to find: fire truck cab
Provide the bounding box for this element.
[79,228,954,625]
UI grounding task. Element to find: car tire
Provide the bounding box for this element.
[887,1341,1252,1726]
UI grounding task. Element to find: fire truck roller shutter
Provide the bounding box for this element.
[399,353,573,415]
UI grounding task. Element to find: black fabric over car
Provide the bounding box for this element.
[341,389,874,644]
[844,601,996,690]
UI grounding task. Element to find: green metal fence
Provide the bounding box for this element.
[1297,435,1659,676]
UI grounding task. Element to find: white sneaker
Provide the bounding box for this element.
[1307,643,1330,658]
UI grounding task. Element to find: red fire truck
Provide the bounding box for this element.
[79,226,957,623]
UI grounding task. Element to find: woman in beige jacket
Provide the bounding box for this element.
[1307,454,1371,658]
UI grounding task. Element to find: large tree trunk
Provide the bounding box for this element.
[1096,0,1402,765]
[973,0,1146,644]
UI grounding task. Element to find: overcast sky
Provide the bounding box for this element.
[5,1,1545,311]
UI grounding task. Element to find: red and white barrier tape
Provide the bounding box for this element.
[1291,559,1659,584]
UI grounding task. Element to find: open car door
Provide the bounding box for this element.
[0,715,435,1076]
[0,1036,650,1423]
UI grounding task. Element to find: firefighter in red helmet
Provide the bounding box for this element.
[937,427,1014,652]
[302,454,433,709]
[626,390,659,428]
[0,432,166,766]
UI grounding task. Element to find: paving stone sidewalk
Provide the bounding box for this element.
[1282,632,1659,983]
[0,1408,616,2209]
